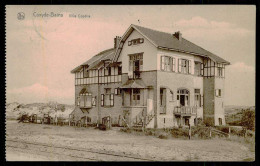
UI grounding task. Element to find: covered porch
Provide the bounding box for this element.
[120,79,154,127]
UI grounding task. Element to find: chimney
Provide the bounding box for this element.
[114,36,122,49]
[174,31,182,41]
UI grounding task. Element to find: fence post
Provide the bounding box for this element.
[189,124,191,140]
[228,127,231,138]
[209,127,212,138]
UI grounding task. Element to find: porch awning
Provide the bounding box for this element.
[79,88,87,94]
[79,88,92,96]
[120,79,147,89]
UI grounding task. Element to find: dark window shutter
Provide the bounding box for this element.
[101,94,104,107]
[178,59,181,72]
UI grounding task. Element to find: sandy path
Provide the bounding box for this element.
[5,121,255,161]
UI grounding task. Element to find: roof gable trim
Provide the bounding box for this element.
[112,24,158,62]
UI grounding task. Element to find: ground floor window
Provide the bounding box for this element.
[80,94,92,108]
[102,88,114,107]
[215,89,222,97]
[77,97,80,106]
[219,118,222,125]
[194,89,201,107]
[92,97,96,107]
[185,118,190,126]
[132,89,141,105]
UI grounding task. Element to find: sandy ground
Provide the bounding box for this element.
[5,120,255,161]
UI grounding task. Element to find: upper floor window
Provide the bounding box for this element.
[118,66,122,75]
[161,56,175,72]
[129,53,143,79]
[104,67,111,76]
[128,38,144,46]
[178,59,191,74]
[216,63,225,77]
[194,62,203,76]
[83,65,89,78]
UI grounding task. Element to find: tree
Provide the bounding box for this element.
[241,109,255,130]
[57,104,65,112]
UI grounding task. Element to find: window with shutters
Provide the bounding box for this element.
[101,94,104,107]
[178,59,191,74]
[110,94,114,106]
[103,88,114,107]
[161,56,175,72]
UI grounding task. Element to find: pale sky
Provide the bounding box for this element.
[6,5,255,106]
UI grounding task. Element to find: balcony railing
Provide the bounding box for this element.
[174,106,197,116]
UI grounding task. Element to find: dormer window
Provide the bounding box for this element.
[128,38,144,46]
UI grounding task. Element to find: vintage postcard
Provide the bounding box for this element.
[5,5,255,161]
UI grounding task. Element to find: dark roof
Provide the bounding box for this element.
[132,24,230,64]
[71,48,115,73]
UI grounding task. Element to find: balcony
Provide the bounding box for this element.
[173,106,197,117]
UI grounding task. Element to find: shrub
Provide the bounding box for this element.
[158,133,169,139]
[98,124,106,130]
[230,127,244,137]
[87,123,97,127]
[191,127,210,139]
[144,129,155,136]
[120,128,131,133]
[112,124,121,127]
[241,109,255,130]
[171,127,189,138]
[203,117,214,126]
